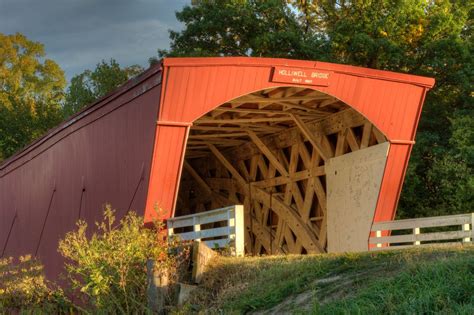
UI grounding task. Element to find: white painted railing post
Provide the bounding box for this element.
[463,213,473,243]
[193,216,201,242]
[376,230,382,248]
[167,221,174,240]
[227,209,234,239]
[414,227,421,245]
[234,205,245,257]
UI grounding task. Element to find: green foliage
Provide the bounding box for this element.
[0,255,75,314]
[58,205,188,314]
[63,59,143,117]
[0,32,66,161]
[162,0,473,218]
[158,0,327,59]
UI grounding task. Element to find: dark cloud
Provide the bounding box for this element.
[0,0,188,80]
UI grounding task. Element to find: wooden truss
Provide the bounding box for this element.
[177,87,387,255]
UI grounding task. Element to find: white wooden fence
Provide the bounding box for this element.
[167,205,245,256]
[370,213,474,251]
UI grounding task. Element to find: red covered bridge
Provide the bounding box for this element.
[0,57,434,279]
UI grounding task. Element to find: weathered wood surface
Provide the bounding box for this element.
[191,241,217,284]
[146,260,169,314]
[326,142,390,253]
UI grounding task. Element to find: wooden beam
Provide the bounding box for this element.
[213,107,296,115]
[188,139,245,146]
[247,185,324,253]
[191,125,283,132]
[247,130,288,176]
[207,143,324,254]
[207,144,246,186]
[248,214,273,254]
[195,117,292,124]
[189,132,249,139]
[360,122,372,149]
[183,161,212,196]
[251,166,325,188]
[275,102,328,114]
[222,108,365,162]
[372,127,386,143]
[291,113,329,161]
[346,128,360,152]
[319,98,340,107]
[183,162,234,208]
[335,130,347,157]
[233,95,330,104]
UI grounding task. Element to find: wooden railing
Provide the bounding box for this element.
[370,213,474,251]
[167,205,245,256]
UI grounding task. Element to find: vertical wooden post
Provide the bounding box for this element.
[227,208,235,252]
[462,213,473,243]
[234,205,245,257]
[147,260,169,314]
[376,230,382,248]
[193,216,201,242]
[167,221,174,240]
[414,227,420,245]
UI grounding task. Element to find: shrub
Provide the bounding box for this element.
[58,205,188,314]
[0,255,74,313]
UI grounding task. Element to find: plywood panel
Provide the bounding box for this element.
[326,142,390,253]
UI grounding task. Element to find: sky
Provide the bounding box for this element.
[0,0,188,80]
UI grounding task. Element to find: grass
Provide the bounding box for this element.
[182,245,474,314]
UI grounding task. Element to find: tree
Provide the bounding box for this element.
[0,33,66,161]
[160,0,473,218]
[158,0,329,60]
[63,59,143,117]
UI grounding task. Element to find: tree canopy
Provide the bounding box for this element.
[63,59,143,117]
[0,32,66,160]
[160,0,473,218]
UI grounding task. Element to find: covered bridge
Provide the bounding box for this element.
[0,57,435,279]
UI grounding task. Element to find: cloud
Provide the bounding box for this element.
[0,0,188,80]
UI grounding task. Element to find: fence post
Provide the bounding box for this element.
[193,216,201,242]
[376,230,382,248]
[414,227,420,245]
[234,205,245,257]
[227,208,234,240]
[147,259,169,314]
[463,213,474,243]
[167,221,174,240]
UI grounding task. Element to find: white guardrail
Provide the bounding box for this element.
[370,213,474,251]
[167,205,245,256]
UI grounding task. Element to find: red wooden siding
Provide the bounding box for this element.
[0,67,162,279]
[144,123,190,222]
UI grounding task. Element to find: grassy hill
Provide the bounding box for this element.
[180,245,474,314]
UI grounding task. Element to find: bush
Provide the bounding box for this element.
[58,205,189,314]
[0,255,74,313]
